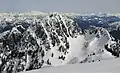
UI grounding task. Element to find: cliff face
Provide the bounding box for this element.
[0,12,120,73]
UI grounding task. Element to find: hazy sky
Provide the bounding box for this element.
[0,0,120,13]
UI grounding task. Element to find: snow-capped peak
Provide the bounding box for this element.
[0,12,120,73]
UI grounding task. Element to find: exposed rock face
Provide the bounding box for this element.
[0,13,81,73]
[0,12,120,73]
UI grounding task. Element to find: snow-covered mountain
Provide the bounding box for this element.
[0,12,120,73]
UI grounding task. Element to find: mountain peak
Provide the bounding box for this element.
[0,12,120,73]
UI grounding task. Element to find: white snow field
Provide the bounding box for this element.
[22,58,120,73]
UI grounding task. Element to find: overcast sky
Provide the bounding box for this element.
[0,0,120,13]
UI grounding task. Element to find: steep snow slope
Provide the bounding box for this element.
[0,12,120,73]
[22,58,120,73]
